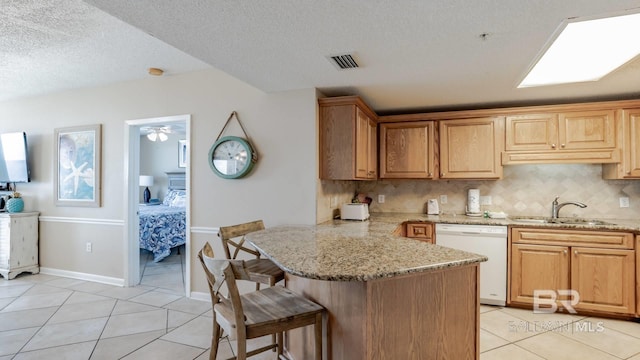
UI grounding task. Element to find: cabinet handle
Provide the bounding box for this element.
[551,144,556,149]
[441,173,445,177]
[574,250,578,255]
[428,172,433,177]
[561,143,566,148]
[563,249,568,255]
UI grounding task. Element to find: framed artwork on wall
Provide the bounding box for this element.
[54,124,102,207]
[178,139,187,168]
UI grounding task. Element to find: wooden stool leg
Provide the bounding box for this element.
[314,312,323,360]
[277,332,284,356]
[237,337,247,360]
[210,320,221,360]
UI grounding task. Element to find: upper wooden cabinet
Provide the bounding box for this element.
[603,108,640,179]
[439,117,504,179]
[379,121,435,179]
[503,109,619,164]
[505,113,558,152]
[319,96,377,180]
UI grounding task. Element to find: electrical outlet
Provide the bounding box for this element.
[480,196,492,205]
[378,194,385,203]
[86,242,92,252]
[440,195,448,204]
[620,197,630,208]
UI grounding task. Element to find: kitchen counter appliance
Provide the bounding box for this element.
[435,223,507,306]
[340,203,370,221]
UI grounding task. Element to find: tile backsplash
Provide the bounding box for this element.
[319,164,640,221]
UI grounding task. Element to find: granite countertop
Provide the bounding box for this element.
[245,212,640,282]
[246,221,487,282]
[369,212,640,232]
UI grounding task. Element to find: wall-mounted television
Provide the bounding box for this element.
[0,132,31,183]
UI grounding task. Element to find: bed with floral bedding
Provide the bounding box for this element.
[139,188,186,262]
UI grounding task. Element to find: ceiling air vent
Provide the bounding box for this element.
[328,54,359,70]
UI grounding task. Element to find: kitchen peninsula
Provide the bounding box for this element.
[246,220,487,360]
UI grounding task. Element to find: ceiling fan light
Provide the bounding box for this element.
[158,132,168,142]
[147,132,158,141]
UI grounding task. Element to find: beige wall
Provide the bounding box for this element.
[0,68,318,294]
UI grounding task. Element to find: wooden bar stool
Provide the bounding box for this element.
[198,243,324,360]
[218,220,284,290]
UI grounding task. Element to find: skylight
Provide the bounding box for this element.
[519,12,640,88]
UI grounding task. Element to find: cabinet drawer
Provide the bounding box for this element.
[511,227,634,249]
[406,223,433,243]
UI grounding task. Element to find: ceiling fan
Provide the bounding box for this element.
[142,126,172,142]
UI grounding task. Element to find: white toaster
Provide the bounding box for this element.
[340,203,370,221]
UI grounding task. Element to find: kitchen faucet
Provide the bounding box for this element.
[551,197,587,219]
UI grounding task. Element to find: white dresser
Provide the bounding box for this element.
[0,212,39,280]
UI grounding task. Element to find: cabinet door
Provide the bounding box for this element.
[0,218,9,268]
[319,104,357,180]
[637,236,640,317]
[355,108,377,179]
[439,117,504,179]
[571,247,635,315]
[379,122,435,178]
[505,114,558,151]
[510,243,570,306]
[623,109,640,177]
[367,117,377,179]
[558,110,616,150]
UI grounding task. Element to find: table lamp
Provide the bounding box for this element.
[139,175,154,203]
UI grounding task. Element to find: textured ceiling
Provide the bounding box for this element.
[0,0,209,102]
[3,0,640,113]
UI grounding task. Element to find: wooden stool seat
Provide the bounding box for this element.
[214,286,324,338]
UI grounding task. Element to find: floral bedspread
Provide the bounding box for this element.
[139,205,186,262]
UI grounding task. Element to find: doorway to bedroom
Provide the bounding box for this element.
[125,114,191,296]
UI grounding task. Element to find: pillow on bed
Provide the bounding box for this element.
[163,190,186,206]
[170,193,186,207]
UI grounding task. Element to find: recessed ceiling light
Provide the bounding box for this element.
[519,12,640,88]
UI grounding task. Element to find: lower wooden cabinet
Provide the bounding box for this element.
[510,227,636,316]
[571,247,635,314]
[637,236,640,317]
[405,222,434,243]
[510,243,570,305]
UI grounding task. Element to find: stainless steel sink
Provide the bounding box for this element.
[509,216,612,226]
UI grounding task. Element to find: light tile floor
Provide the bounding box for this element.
[479,305,640,360]
[2,266,640,359]
[139,246,186,295]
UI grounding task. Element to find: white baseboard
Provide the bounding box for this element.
[189,291,211,303]
[39,267,125,287]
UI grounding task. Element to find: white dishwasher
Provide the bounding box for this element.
[435,223,507,306]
